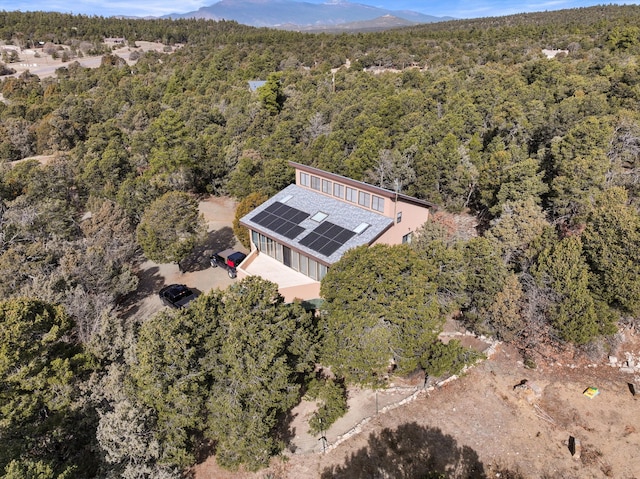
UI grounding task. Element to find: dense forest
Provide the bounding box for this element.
[1,5,640,477]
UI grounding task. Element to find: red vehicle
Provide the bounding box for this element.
[210,249,247,279]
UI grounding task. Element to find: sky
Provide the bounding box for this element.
[2,0,638,20]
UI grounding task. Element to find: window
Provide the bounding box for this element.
[333,183,344,199]
[309,258,319,280]
[345,187,357,203]
[402,232,412,244]
[311,175,321,190]
[299,255,308,275]
[319,263,328,281]
[300,172,309,186]
[396,211,402,223]
[322,179,331,194]
[354,222,370,234]
[372,195,385,212]
[266,236,275,257]
[358,191,370,208]
[311,211,328,222]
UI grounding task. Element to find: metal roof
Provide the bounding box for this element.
[248,80,267,91]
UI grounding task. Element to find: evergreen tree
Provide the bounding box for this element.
[533,236,617,344]
[132,278,317,471]
[582,187,640,315]
[320,244,448,386]
[0,298,97,477]
[136,191,206,265]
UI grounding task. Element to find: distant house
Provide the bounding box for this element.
[237,161,436,301]
[542,48,568,59]
[248,80,267,92]
[104,37,126,45]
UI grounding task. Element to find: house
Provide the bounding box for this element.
[248,80,267,92]
[237,161,436,301]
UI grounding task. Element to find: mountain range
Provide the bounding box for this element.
[163,0,453,31]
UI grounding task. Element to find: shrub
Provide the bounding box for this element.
[306,377,347,435]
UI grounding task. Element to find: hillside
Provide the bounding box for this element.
[1,5,640,478]
[195,336,640,478]
[164,0,450,29]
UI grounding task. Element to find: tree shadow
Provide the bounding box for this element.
[275,408,298,453]
[181,227,237,273]
[116,264,164,319]
[320,422,486,479]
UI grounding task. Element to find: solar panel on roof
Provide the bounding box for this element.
[335,230,355,244]
[277,223,304,239]
[307,234,326,250]
[271,222,289,235]
[288,225,305,239]
[326,224,343,237]
[263,215,280,229]
[265,202,282,214]
[250,201,309,240]
[277,226,301,239]
[299,232,314,247]
[251,210,269,223]
[299,221,356,257]
[315,222,333,235]
[318,241,341,256]
[291,210,309,223]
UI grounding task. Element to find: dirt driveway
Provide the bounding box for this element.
[123,196,242,321]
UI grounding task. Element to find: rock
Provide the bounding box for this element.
[513,380,541,404]
[608,356,618,365]
[625,353,636,368]
[569,436,581,459]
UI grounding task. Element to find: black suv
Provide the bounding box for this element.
[210,249,246,278]
[159,284,198,309]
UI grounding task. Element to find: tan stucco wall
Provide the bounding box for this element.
[374,200,429,245]
[279,282,321,303]
[237,249,322,302]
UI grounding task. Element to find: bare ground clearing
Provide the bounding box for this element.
[3,41,175,79]
[120,196,242,322]
[194,335,640,479]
